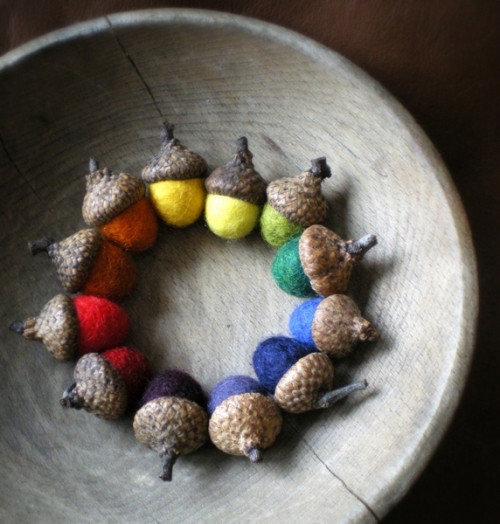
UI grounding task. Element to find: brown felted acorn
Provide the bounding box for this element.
[289,294,378,358]
[260,157,332,247]
[82,159,158,252]
[142,122,208,227]
[208,376,282,462]
[204,137,267,239]
[28,228,136,299]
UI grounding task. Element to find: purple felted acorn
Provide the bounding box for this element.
[208,375,282,463]
[252,336,368,414]
[133,370,208,481]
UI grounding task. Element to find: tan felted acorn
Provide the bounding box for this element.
[29,228,136,298]
[260,157,332,247]
[204,136,267,239]
[82,159,158,251]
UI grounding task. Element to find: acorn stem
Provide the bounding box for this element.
[159,449,178,481]
[236,136,249,153]
[315,380,368,409]
[9,320,25,335]
[247,448,262,463]
[89,158,99,172]
[310,157,331,179]
[60,383,83,409]
[346,234,377,259]
[161,121,175,143]
[28,237,54,255]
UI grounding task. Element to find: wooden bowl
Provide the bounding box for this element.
[0,9,477,522]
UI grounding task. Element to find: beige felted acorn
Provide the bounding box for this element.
[204,137,267,239]
[208,376,282,462]
[29,228,136,298]
[260,157,332,247]
[82,159,158,251]
[142,122,208,227]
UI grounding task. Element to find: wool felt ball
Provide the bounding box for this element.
[288,297,323,347]
[260,203,304,248]
[207,375,267,415]
[205,194,261,239]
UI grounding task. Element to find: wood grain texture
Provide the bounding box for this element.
[0,11,477,523]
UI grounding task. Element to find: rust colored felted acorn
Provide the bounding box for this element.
[82,159,158,252]
[208,375,282,462]
[204,137,267,239]
[142,122,208,227]
[260,157,332,247]
[271,224,377,298]
[133,370,208,481]
[29,228,136,299]
[61,347,150,419]
[289,295,378,358]
[9,294,130,362]
[253,336,368,414]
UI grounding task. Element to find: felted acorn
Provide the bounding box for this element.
[61,347,150,419]
[133,370,208,481]
[204,137,267,239]
[289,295,378,358]
[272,224,377,297]
[253,336,368,414]
[9,294,130,362]
[82,159,158,251]
[208,375,282,462]
[260,157,332,247]
[142,122,208,227]
[29,228,136,299]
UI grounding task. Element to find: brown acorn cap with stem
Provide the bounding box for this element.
[205,137,268,205]
[208,393,282,462]
[299,224,377,296]
[274,352,368,413]
[9,294,78,361]
[82,158,145,227]
[312,295,379,358]
[133,396,208,481]
[28,228,102,293]
[141,122,208,183]
[60,353,127,419]
[266,157,332,227]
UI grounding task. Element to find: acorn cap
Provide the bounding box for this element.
[9,294,78,361]
[312,295,379,358]
[205,137,267,205]
[82,159,145,226]
[142,122,208,183]
[60,353,128,419]
[209,392,282,461]
[299,225,377,296]
[266,157,331,227]
[274,353,334,413]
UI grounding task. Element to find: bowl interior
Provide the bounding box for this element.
[0,10,476,522]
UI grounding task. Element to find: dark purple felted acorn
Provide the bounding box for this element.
[289,295,379,358]
[271,224,377,298]
[208,375,282,463]
[253,336,368,414]
[133,370,208,481]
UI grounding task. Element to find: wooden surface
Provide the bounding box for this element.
[0,9,482,523]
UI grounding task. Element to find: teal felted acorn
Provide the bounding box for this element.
[271,224,377,297]
[260,157,331,248]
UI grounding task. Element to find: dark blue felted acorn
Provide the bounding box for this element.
[289,295,379,358]
[208,375,282,462]
[133,370,208,481]
[253,336,368,414]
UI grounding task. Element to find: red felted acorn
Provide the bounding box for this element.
[9,294,130,362]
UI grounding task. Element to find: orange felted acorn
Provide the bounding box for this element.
[82,159,158,252]
[29,229,136,299]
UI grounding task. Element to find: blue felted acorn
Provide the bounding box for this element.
[208,375,282,462]
[253,336,368,414]
[289,295,379,358]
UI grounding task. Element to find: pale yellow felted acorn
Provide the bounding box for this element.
[142,122,208,227]
[204,137,267,239]
[260,157,332,247]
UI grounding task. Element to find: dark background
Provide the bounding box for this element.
[1,1,498,521]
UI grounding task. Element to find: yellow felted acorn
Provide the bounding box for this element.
[204,137,267,239]
[260,157,332,247]
[142,122,208,227]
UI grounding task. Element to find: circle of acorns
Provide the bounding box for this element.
[10,123,378,481]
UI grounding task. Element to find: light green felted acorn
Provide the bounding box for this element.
[261,157,331,248]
